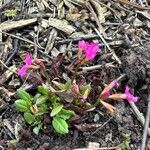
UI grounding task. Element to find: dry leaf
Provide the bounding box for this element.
[48,18,76,34]
[66,13,82,22]
[0,18,37,31]
[91,0,111,23]
[45,28,58,54]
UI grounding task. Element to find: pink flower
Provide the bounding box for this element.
[78,40,99,60]
[18,53,32,77]
[84,43,99,60]
[124,86,139,103]
[100,80,119,100]
[25,53,32,65]
[78,40,87,50]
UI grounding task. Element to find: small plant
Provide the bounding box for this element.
[15,40,139,135]
[116,133,131,150]
[15,87,75,134]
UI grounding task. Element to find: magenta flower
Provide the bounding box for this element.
[78,40,87,50]
[100,80,119,100]
[84,43,99,60]
[124,86,139,103]
[78,40,99,60]
[18,53,32,77]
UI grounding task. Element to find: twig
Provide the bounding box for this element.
[114,0,150,10]
[86,1,107,38]
[0,31,45,49]
[117,73,126,81]
[88,116,113,137]
[129,102,150,136]
[81,62,115,72]
[140,94,150,150]
[92,25,122,64]
[0,60,17,74]
[56,35,100,44]
[5,38,19,65]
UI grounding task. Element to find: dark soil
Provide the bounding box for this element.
[1,42,150,150]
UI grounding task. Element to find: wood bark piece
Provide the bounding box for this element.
[114,0,150,10]
[45,28,58,54]
[48,18,76,34]
[0,18,37,31]
[140,94,150,150]
[73,142,116,150]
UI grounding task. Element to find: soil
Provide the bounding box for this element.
[0,0,150,150]
[1,42,150,150]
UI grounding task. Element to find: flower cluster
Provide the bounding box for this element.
[17,41,139,114]
[78,40,99,60]
[99,80,139,112]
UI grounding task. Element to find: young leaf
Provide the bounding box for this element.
[52,81,65,90]
[33,123,42,135]
[50,95,58,104]
[35,104,48,116]
[17,89,32,102]
[24,112,35,124]
[81,84,91,95]
[38,85,49,95]
[64,80,71,91]
[15,99,31,112]
[50,104,63,117]
[36,95,48,105]
[52,117,69,134]
[57,109,75,120]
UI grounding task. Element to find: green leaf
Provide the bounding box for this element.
[52,117,69,134]
[15,99,31,112]
[35,104,48,116]
[38,85,49,95]
[50,95,58,104]
[36,95,48,105]
[81,84,91,95]
[33,123,42,135]
[57,109,75,120]
[50,104,63,117]
[64,80,71,91]
[32,116,42,126]
[24,112,35,124]
[17,89,32,102]
[52,81,65,90]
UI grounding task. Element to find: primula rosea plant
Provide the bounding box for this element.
[15,40,139,135]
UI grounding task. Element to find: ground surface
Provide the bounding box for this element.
[0,0,150,150]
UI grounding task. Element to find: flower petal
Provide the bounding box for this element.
[84,43,99,60]
[18,65,27,77]
[78,40,87,50]
[100,80,119,100]
[125,86,139,103]
[25,53,32,65]
[109,94,126,100]
[100,100,116,112]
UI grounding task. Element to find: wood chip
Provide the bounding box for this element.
[48,18,76,34]
[0,18,37,31]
